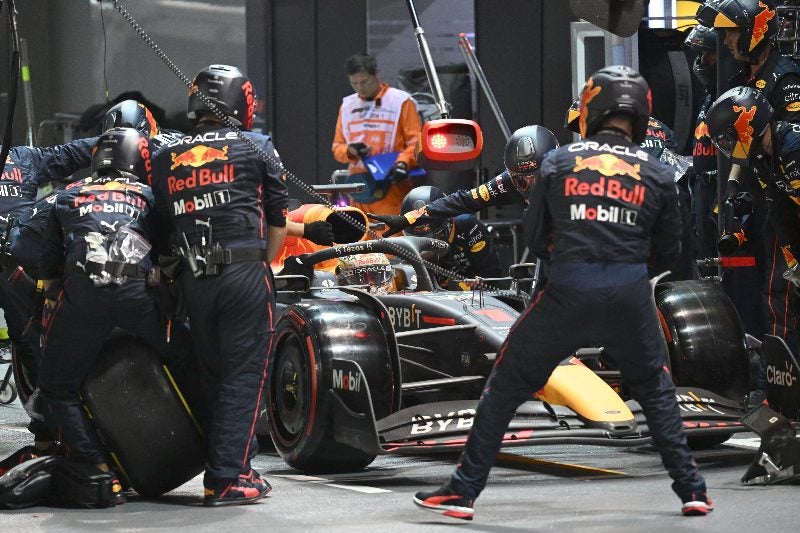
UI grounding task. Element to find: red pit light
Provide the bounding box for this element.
[418,119,483,170]
[430,133,448,150]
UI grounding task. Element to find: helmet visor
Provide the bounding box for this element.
[711,128,738,158]
[509,171,538,194]
[341,264,393,288]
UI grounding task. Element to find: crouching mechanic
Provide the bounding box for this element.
[370,125,558,237]
[151,64,288,507]
[36,127,166,504]
[398,186,503,287]
[413,66,710,520]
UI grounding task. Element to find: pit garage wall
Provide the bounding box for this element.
[262,0,576,188]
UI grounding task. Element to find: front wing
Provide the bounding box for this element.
[328,379,747,455]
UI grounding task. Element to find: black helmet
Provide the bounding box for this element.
[565,98,580,134]
[705,85,773,165]
[684,25,719,90]
[696,0,778,60]
[578,65,651,143]
[102,99,159,138]
[187,64,256,129]
[400,186,450,239]
[91,127,154,184]
[504,125,559,194]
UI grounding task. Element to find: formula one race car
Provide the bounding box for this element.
[263,236,752,472]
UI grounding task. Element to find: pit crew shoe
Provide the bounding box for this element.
[413,485,474,521]
[109,477,127,506]
[203,469,272,507]
[681,492,713,516]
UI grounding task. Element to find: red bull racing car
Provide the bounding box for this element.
[262,235,752,472]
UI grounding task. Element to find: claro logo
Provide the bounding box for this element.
[767,361,796,387]
[411,409,476,434]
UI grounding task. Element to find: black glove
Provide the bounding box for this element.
[303,221,335,246]
[367,213,411,238]
[386,162,408,181]
[347,142,371,158]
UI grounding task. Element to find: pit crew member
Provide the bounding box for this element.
[369,125,559,236]
[413,66,710,520]
[36,127,165,505]
[151,64,287,507]
[398,185,503,287]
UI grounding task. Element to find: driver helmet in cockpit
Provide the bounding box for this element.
[336,252,395,294]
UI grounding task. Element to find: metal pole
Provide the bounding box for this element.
[19,38,35,146]
[404,0,449,119]
[458,33,511,140]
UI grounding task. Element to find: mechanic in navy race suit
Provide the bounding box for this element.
[369,125,559,238]
[0,132,98,454]
[413,66,711,521]
[35,127,164,504]
[397,185,503,287]
[150,64,288,507]
[706,87,800,339]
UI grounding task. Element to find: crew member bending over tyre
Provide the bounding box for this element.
[37,128,166,506]
[413,66,710,520]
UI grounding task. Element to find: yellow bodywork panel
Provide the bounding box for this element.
[537,363,634,423]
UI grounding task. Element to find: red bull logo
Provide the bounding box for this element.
[242,80,256,130]
[170,145,229,170]
[732,104,757,159]
[143,105,159,137]
[751,1,776,52]
[564,176,646,206]
[694,121,710,140]
[137,136,152,184]
[579,78,602,137]
[572,153,642,180]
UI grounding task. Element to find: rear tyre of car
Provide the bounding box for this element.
[268,300,397,473]
[655,280,750,402]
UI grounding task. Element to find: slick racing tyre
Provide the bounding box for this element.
[81,334,205,497]
[268,299,399,473]
[655,280,749,402]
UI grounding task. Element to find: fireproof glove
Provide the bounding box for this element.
[385,162,408,181]
[368,213,411,238]
[303,221,335,246]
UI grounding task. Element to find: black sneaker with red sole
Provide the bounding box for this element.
[413,485,475,521]
[203,469,272,507]
[681,492,714,516]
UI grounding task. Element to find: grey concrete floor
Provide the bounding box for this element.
[0,395,796,532]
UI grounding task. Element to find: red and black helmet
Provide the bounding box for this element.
[705,85,773,165]
[91,127,154,184]
[696,0,779,60]
[578,65,652,144]
[503,125,558,194]
[187,64,256,130]
[102,99,159,138]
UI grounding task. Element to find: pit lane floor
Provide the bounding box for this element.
[0,398,795,532]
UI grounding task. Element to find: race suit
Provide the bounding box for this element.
[37,175,164,464]
[151,123,288,485]
[731,49,800,353]
[447,131,705,503]
[437,214,503,288]
[749,121,800,349]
